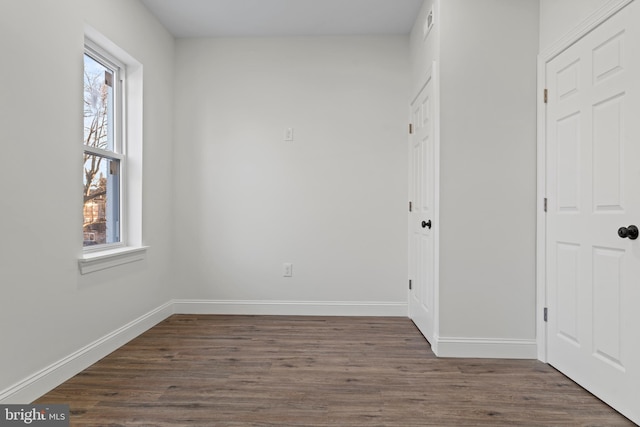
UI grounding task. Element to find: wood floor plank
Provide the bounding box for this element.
[35,315,635,426]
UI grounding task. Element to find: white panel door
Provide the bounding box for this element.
[409,73,435,344]
[545,1,640,423]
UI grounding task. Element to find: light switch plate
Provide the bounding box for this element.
[285,128,294,141]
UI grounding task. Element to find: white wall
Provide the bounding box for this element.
[539,0,611,51]
[436,0,539,342]
[0,0,174,399]
[172,37,409,311]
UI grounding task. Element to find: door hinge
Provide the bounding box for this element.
[409,279,412,290]
[544,197,548,212]
[409,201,413,212]
[543,89,548,104]
[543,307,548,322]
[409,123,414,134]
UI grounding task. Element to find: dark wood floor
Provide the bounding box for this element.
[36,315,634,426]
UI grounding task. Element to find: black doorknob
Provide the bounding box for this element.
[421,220,432,229]
[618,225,639,240]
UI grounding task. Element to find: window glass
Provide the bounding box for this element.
[84,54,114,152]
[83,154,120,246]
[83,51,121,248]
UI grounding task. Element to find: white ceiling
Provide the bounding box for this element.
[140,0,424,38]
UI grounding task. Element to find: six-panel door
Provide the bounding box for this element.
[545,1,640,423]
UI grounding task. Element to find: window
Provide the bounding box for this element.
[83,43,123,248]
[79,29,146,275]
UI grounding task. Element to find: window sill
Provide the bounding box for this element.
[79,246,148,275]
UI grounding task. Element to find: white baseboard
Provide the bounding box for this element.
[0,302,174,404]
[173,299,408,317]
[433,336,537,359]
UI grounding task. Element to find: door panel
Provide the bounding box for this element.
[592,247,624,368]
[545,1,640,423]
[555,242,580,345]
[555,112,581,211]
[593,94,624,210]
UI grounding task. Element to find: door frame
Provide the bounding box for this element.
[536,0,635,363]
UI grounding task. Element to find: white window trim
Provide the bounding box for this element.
[79,246,149,275]
[79,25,146,275]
